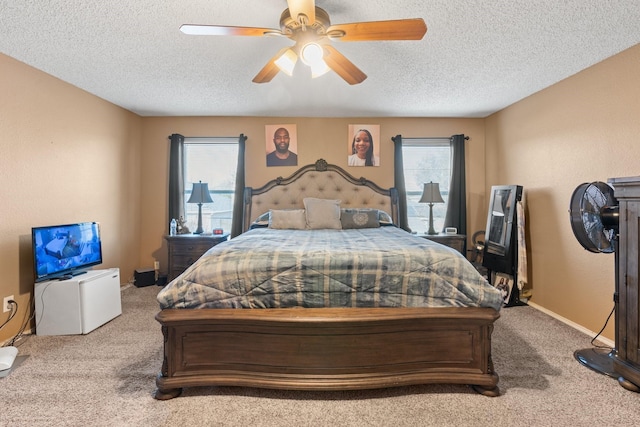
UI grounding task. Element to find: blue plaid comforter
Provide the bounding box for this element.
[157,227,503,311]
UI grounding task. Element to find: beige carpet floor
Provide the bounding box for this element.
[1,285,639,427]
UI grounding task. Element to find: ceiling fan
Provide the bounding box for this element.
[180,0,427,85]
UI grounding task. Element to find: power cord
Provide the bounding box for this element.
[590,304,615,350]
[34,281,53,331]
[0,300,18,334]
[1,294,36,347]
[10,293,37,347]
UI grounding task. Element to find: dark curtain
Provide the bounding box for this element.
[230,134,247,238]
[444,134,467,236]
[168,134,185,231]
[392,135,410,232]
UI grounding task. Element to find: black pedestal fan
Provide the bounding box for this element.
[569,181,619,377]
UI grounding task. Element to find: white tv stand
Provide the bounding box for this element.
[35,268,122,336]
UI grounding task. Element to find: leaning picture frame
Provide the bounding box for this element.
[493,272,514,305]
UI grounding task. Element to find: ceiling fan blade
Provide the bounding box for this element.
[323,45,367,85]
[252,48,291,83]
[180,24,282,37]
[287,0,316,25]
[327,18,427,41]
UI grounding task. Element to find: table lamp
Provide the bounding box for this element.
[419,182,445,235]
[187,181,213,234]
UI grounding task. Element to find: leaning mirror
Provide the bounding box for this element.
[482,185,522,273]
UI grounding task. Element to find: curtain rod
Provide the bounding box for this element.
[427,136,470,141]
[401,136,470,141]
[169,136,239,140]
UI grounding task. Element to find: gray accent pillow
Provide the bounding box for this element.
[341,208,380,229]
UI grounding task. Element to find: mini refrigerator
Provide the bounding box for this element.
[34,268,122,335]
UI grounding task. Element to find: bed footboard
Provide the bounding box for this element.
[154,307,500,399]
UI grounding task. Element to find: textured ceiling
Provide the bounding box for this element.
[1,0,639,118]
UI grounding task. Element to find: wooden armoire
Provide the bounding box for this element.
[609,176,640,392]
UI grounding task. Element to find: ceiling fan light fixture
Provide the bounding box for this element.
[299,42,330,78]
[274,48,298,76]
[300,42,324,66]
[310,60,330,78]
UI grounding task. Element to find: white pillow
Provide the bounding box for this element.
[303,198,342,229]
[268,209,307,230]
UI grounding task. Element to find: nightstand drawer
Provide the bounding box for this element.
[165,233,229,281]
[171,254,203,270]
[170,242,214,256]
[420,233,466,255]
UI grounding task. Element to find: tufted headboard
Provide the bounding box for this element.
[242,159,399,232]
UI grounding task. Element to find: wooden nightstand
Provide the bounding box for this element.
[165,233,229,281]
[419,233,466,255]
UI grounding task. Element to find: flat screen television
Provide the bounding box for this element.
[32,222,103,282]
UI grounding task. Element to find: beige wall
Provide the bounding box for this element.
[6,42,637,345]
[0,52,486,343]
[485,43,640,340]
[0,53,142,342]
[139,117,487,273]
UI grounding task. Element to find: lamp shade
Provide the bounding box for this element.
[418,182,444,204]
[187,181,213,204]
[275,48,297,76]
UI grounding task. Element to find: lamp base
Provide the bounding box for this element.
[427,203,438,235]
[193,203,204,234]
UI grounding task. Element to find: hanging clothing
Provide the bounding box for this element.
[516,193,528,291]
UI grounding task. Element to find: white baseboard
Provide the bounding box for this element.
[527,301,615,348]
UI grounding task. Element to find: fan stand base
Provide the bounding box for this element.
[574,347,617,378]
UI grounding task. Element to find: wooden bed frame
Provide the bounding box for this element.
[154,160,501,399]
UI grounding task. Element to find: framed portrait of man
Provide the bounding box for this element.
[265,124,298,167]
[347,124,380,166]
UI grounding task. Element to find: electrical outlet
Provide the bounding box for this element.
[154,261,160,271]
[3,295,14,313]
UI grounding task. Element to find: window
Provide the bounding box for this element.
[183,137,239,234]
[402,138,451,234]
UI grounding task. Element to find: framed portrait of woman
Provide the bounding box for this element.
[347,124,380,167]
